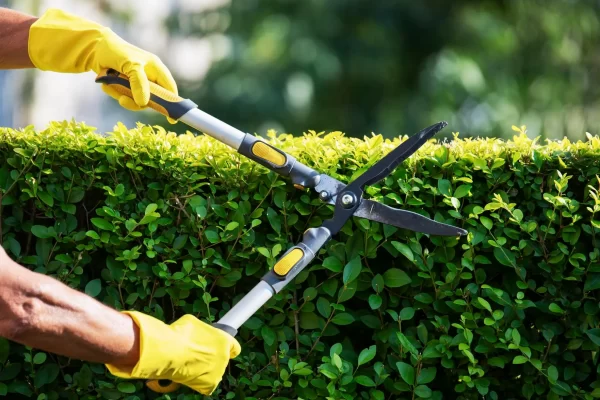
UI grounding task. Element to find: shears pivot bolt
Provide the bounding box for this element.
[341,193,356,208]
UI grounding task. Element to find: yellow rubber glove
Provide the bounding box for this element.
[28,8,178,123]
[105,311,241,395]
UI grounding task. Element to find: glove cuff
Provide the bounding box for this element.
[105,311,183,380]
[28,8,110,73]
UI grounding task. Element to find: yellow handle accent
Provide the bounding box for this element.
[146,379,181,393]
[273,248,304,276]
[251,142,286,166]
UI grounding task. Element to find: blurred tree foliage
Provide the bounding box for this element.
[153,0,600,141]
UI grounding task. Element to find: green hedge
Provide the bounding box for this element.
[1,121,600,400]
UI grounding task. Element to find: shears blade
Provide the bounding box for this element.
[353,199,467,236]
[350,121,447,190]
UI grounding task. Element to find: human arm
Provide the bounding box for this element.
[0,246,241,394]
[0,250,140,366]
[0,7,37,69]
[0,7,178,122]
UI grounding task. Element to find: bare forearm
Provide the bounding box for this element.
[0,7,37,69]
[0,258,140,366]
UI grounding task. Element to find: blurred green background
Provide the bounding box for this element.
[2,0,600,141]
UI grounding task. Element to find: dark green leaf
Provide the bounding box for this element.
[331,313,354,325]
[91,218,114,231]
[354,375,376,387]
[400,307,415,320]
[547,365,558,383]
[438,179,451,196]
[383,268,412,288]
[34,363,59,388]
[38,191,54,206]
[586,328,600,346]
[323,256,343,272]
[85,279,102,297]
[396,362,415,385]
[585,273,600,291]
[414,385,432,398]
[369,294,382,310]
[372,274,384,292]
[417,367,437,385]
[391,241,414,262]
[343,256,362,284]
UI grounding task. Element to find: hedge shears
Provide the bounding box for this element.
[95,69,468,393]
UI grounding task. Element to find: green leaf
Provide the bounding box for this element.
[383,268,412,288]
[225,221,239,231]
[331,313,355,325]
[354,375,376,387]
[391,241,414,262]
[145,203,158,215]
[0,383,6,396]
[480,216,493,230]
[369,294,382,310]
[33,352,46,364]
[303,287,318,301]
[438,179,451,196]
[417,367,436,385]
[477,297,492,312]
[414,385,432,398]
[38,191,54,206]
[317,297,331,318]
[396,361,415,385]
[117,382,136,393]
[266,207,281,233]
[85,279,102,297]
[31,225,51,239]
[399,307,415,320]
[183,259,193,274]
[34,363,59,388]
[493,247,516,267]
[584,273,600,291]
[512,328,521,346]
[372,274,385,292]
[332,353,342,370]
[397,332,419,356]
[547,365,558,383]
[358,345,377,366]
[549,303,565,314]
[586,328,600,346]
[513,355,528,364]
[454,184,472,198]
[343,256,362,284]
[323,256,343,272]
[91,218,114,231]
[261,325,276,346]
[415,293,434,304]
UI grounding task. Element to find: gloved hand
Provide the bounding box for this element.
[105,311,241,395]
[28,8,178,123]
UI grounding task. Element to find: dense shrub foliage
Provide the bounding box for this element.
[1,122,600,400]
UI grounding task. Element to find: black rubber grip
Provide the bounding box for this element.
[95,69,197,120]
[212,322,238,337]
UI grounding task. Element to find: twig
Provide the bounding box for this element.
[293,290,300,354]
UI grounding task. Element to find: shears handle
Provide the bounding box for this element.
[95,68,197,121]
[95,69,321,190]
